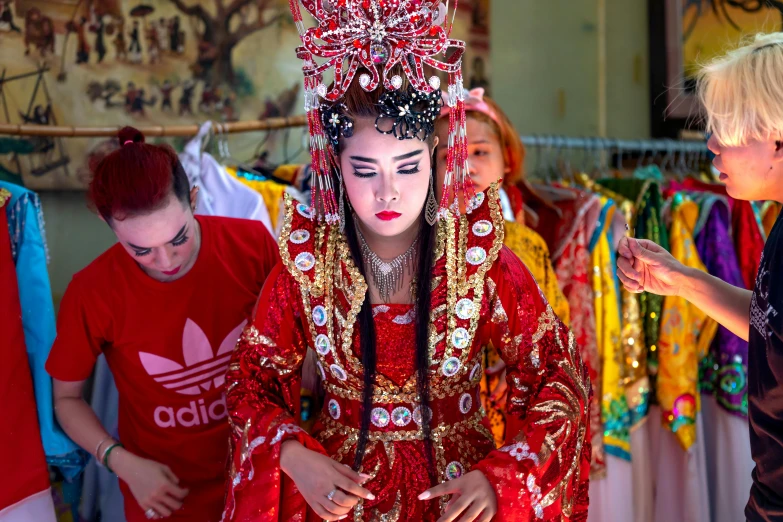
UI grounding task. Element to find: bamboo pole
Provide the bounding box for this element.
[0,115,308,138]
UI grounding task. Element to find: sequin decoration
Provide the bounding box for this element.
[391,407,412,427]
[451,328,470,349]
[370,42,389,64]
[456,299,476,320]
[330,364,347,381]
[441,356,461,377]
[328,399,341,419]
[391,75,403,90]
[428,76,441,90]
[413,405,432,426]
[445,461,464,480]
[459,393,472,414]
[290,229,311,244]
[371,407,390,428]
[470,362,482,381]
[312,306,327,327]
[294,252,316,272]
[296,203,313,219]
[472,220,493,237]
[500,442,540,465]
[466,246,487,266]
[473,192,485,208]
[527,474,544,519]
[315,334,331,355]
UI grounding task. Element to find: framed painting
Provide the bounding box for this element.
[650,0,782,138]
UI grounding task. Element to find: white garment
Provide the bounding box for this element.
[631,420,654,522]
[649,405,711,522]
[498,187,516,222]
[179,122,273,233]
[0,489,56,522]
[700,396,753,522]
[588,455,634,522]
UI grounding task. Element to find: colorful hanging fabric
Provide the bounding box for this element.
[504,221,571,326]
[0,187,52,516]
[693,194,749,417]
[761,201,782,239]
[598,178,668,412]
[590,198,630,460]
[0,181,85,479]
[534,187,605,477]
[231,168,288,232]
[658,195,718,450]
[574,174,649,427]
[481,220,571,447]
[670,178,764,290]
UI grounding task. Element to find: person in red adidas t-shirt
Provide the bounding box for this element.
[46,127,279,522]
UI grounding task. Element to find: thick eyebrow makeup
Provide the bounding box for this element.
[349,149,424,165]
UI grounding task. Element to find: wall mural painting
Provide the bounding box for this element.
[658,0,781,127]
[0,0,490,190]
[0,0,302,190]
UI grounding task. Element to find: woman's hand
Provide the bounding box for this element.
[419,470,497,522]
[110,449,189,519]
[616,237,689,297]
[281,440,375,521]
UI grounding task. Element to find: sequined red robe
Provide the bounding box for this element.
[224,187,591,522]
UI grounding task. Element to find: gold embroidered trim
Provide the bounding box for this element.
[0,188,10,208]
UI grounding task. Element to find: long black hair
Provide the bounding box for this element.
[340,71,437,475]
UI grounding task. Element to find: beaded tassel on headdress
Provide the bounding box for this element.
[288,0,476,221]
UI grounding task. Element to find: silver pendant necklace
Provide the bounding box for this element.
[356,225,419,303]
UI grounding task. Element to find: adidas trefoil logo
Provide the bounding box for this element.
[139,319,247,396]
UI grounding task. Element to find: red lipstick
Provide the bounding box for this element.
[162,266,181,276]
[376,211,401,221]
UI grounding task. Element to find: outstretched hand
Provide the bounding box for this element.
[616,237,687,297]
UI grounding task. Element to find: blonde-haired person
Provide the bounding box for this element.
[435,88,570,447]
[617,33,783,521]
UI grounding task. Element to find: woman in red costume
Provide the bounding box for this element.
[224,2,591,521]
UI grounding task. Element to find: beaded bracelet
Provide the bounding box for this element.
[94,436,113,461]
[102,443,123,474]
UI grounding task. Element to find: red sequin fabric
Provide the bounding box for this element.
[224,186,591,522]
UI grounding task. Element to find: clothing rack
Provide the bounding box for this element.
[0,115,308,138]
[519,135,708,153]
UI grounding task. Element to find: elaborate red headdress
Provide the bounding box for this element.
[288,0,476,222]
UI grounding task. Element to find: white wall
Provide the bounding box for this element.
[491,0,649,139]
[40,192,115,307]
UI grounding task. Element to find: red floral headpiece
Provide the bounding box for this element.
[288,0,477,222]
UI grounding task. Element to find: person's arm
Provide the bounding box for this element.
[224,264,372,522]
[679,268,751,342]
[52,379,112,458]
[616,237,751,341]
[53,378,188,519]
[432,248,591,522]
